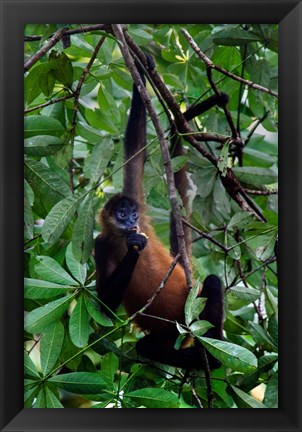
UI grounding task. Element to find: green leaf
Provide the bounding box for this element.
[268,314,278,347]
[185,284,206,326]
[24,136,64,156]
[69,294,90,348]
[224,313,249,334]
[248,322,277,350]
[198,337,257,373]
[190,320,213,337]
[49,51,73,87]
[171,156,188,173]
[44,386,64,408]
[33,386,46,408]
[66,243,87,284]
[192,166,217,198]
[33,256,78,285]
[24,158,71,208]
[25,294,74,334]
[263,372,278,408]
[233,353,278,392]
[124,388,180,408]
[226,234,241,260]
[265,287,278,316]
[227,212,252,230]
[24,278,73,300]
[48,372,107,394]
[39,70,56,97]
[230,385,265,408]
[71,193,95,264]
[85,138,114,184]
[217,140,230,176]
[76,121,106,143]
[24,351,40,378]
[40,320,65,376]
[213,28,261,46]
[213,178,231,217]
[24,115,65,138]
[243,147,276,168]
[228,286,260,309]
[42,193,86,245]
[24,383,40,407]
[24,187,34,240]
[99,352,119,389]
[245,229,277,262]
[84,294,113,327]
[97,83,115,111]
[25,63,50,105]
[233,167,277,186]
[176,321,188,335]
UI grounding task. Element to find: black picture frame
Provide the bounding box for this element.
[1,1,301,430]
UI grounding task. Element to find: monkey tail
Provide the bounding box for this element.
[123,73,146,203]
[123,55,154,204]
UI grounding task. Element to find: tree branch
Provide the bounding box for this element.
[24,24,110,42]
[24,94,74,114]
[112,24,193,289]
[24,27,67,72]
[123,31,266,222]
[181,28,278,98]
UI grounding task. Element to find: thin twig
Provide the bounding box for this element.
[128,254,181,321]
[69,34,107,192]
[187,377,204,408]
[181,28,278,98]
[112,24,193,289]
[199,346,213,408]
[183,219,229,254]
[231,256,277,287]
[244,188,278,196]
[244,110,271,147]
[24,94,74,114]
[24,27,67,72]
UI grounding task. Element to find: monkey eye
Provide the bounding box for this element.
[132,211,138,220]
[116,209,127,220]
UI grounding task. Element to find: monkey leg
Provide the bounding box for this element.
[200,274,224,341]
[136,334,202,369]
[136,333,220,370]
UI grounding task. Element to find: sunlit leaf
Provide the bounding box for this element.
[198,337,257,373]
[124,388,180,408]
[25,294,74,334]
[48,372,107,394]
[40,320,65,375]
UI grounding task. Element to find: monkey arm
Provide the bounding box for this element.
[95,232,147,314]
[184,92,229,121]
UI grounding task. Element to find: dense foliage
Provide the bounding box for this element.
[24,24,278,408]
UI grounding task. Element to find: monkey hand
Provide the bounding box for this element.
[126,232,148,252]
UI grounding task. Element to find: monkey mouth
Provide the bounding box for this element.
[126,226,139,235]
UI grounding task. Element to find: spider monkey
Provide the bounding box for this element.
[95,56,227,370]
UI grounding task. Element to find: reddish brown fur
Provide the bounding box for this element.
[99,195,188,337]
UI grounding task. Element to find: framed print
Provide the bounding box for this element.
[1,0,301,431]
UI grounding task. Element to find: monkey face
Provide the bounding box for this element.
[113,198,139,234]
